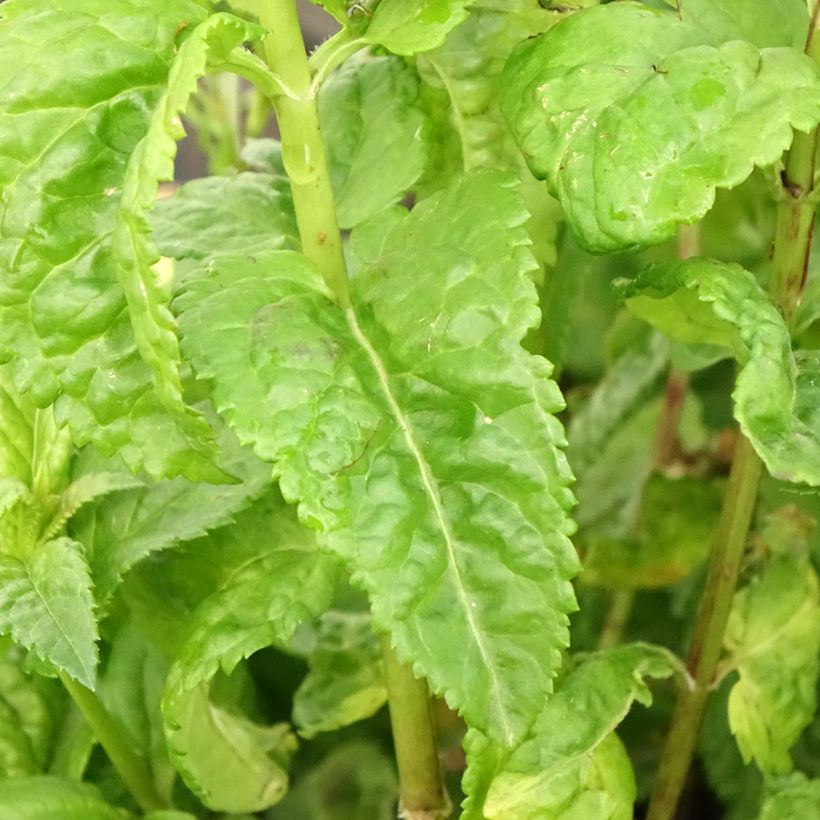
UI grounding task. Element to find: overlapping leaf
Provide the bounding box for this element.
[500,2,820,251]
[318,55,431,228]
[0,775,129,819]
[0,539,97,688]
[293,611,386,738]
[757,772,820,820]
[162,494,339,812]
[723,556,820,774]
[619,258,820,485]
[462,644,680,819]
[177,170,578,745]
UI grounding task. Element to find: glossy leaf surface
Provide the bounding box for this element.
[500,2,820,251]
[177,170,578,745]
[620,258,820,485]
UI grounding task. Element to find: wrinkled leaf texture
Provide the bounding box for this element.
[176,169,578,746]
[500,2,820,251]
[620,258,820,486]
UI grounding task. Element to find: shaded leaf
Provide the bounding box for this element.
[319,55,431,228]
[462,643,680,819]
[500,2,820,251]
[293,611,386,738]
[177,169,578,745]
[162,493,339,812]
[757,772,820,820]
[620,258,820,485]
[0,539,97,687]
[0,775,129,820]
[724,556,820,774]
[151,172,298,262]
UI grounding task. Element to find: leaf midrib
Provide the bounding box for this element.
[344,306,512,743]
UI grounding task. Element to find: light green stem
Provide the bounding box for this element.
[381,638,450,820]
[647,9,820,817]
[60,673,164,812]
[597,589,635,651]
[257,0,350,304]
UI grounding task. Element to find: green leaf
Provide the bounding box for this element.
[268,741,398,820]
[365,0,471,55]
[151,172,298,262]
[680,0,809,49]
[0,643,62,779]
[162,493,339,812]
[71,415,271,609]
[0,538,97,687]
[319,55,431,229]
[583,475,723,589]
[462,643,680,819]
[723,555,820,774]
[500,2,820,251]
[620,258,820,485]
[293,611,386,738]
[177,169,578,745]
[0,775,129,820]
[0,0,235,481]
[758,772,820,820]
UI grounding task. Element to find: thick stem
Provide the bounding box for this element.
[646,437,763,820]
[257,0,350,304]
[381,638,450,820]
[60,674,164,812]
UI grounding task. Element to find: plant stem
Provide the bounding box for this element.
[597,588,635,651]
[257,0,350,305]
[646,436,762,820]
[381,638,450,820]
[59,673,165,812]
[648,13,820,817]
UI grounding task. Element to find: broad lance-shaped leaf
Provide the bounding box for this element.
[0,539,97,687]
[619,258,820,486]
[500,2,820,252]
[757,772,820,820]
[162,494,340,812]
[318,55,431,229]
[0,775,129,819]
[723,555,820,774]
[293,611,386,739]
[177,169,578,745]
[462,643,680,819]
[71,411,272,610]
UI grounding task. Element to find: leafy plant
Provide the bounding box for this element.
[0,0,819,818]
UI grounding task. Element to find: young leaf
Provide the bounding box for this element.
[0,0,231,481]
[71,416,272,609]
[318,55,431,229]
[723,556,820,774]
[176,169,579,745]
[292,611,386,738]
[619,258,820,486]
[757,772,820,820]
[0,539,97,687]
[0,775,129,819]
[364,0,471,55]
[462,643,680,819]
[679,0,809,49]
[151,173,299,262]
[500,2,820,251]
[162,493,339,812]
